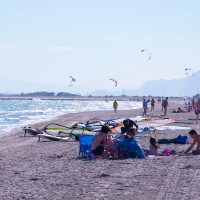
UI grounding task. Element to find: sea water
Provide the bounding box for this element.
[0,100,142,134]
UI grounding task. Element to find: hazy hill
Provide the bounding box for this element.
[0,70,199,97]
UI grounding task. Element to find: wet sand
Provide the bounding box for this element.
[0,101,200,200]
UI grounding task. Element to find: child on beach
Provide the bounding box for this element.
[149,137,161,156]
[194,98,200,124]
[184,129,200,155]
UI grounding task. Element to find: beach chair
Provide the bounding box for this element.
[115,138,146,158]
[78,135,94,156]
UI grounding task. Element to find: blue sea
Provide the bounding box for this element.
[0,100,142,134]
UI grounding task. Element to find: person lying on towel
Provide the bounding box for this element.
[184,130,200,155]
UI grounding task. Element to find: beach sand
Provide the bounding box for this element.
[0,101,200,200]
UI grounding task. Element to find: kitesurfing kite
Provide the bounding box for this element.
[141,49,152,60]
[185,68,194,76]
[69,76,76,87]
[110,79,117,87]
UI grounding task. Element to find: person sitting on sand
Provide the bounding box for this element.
[194,98,200,124]
[172,107,187,113]
[91,124,114,158]
[149,137,161,156]
[115,127,136,140]
[124,127,136,139]
[121,119,138,134]
[187,106,192,112]
[184,129,200,155]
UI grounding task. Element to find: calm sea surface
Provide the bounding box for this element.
[0,100,142,134]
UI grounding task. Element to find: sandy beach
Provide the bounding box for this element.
[1,100,200,200]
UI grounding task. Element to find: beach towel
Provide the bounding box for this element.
[115,138,145,158]
[158,135,187,144]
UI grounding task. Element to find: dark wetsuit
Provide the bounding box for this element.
[121,119,138,134]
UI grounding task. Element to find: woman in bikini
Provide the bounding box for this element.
[90,124,114,158]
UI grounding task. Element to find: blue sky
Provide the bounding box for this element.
[0,0,200,92]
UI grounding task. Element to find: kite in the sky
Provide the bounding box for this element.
[185,68,194,76]
[141,49,152,60]
[69,76,76,87]
[110,79,117,87]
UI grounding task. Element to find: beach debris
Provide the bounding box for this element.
[110,79,117,87]
[141,49,152,60]
[185,68,194,76]
[100,173,110,177]
[69,76,76,87]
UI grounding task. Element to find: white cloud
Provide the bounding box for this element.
[49,47,76,50]
[48,47,92,51]
[0,44,15,49]
[85,48,92,51]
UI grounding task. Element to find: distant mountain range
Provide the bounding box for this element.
[1,70,200,97]
[0,79,95,95]
[88,70,200,97]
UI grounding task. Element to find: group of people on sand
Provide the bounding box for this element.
[90,118,200,158]
[172,98,200,124]
[142,97,168,116]
[90,119,138,159]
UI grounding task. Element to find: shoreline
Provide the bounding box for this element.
[0,101,142,137]
[0,100,184,137]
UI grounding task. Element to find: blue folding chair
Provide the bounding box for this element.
[78,135,94,156]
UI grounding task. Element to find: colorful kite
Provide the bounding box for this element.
[69,76,76,87]
[141,49,152,60]
[185,68,194,76]
[110,79,117,87]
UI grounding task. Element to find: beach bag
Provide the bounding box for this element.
[175,135,187,144]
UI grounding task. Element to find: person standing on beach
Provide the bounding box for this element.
[192,98,196,109]
[184,130,200,155]
[151,98,155,111]
[143,99,148,116]
[113,100,118,113]
[194,98,200,124]
[163,97,168,116]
